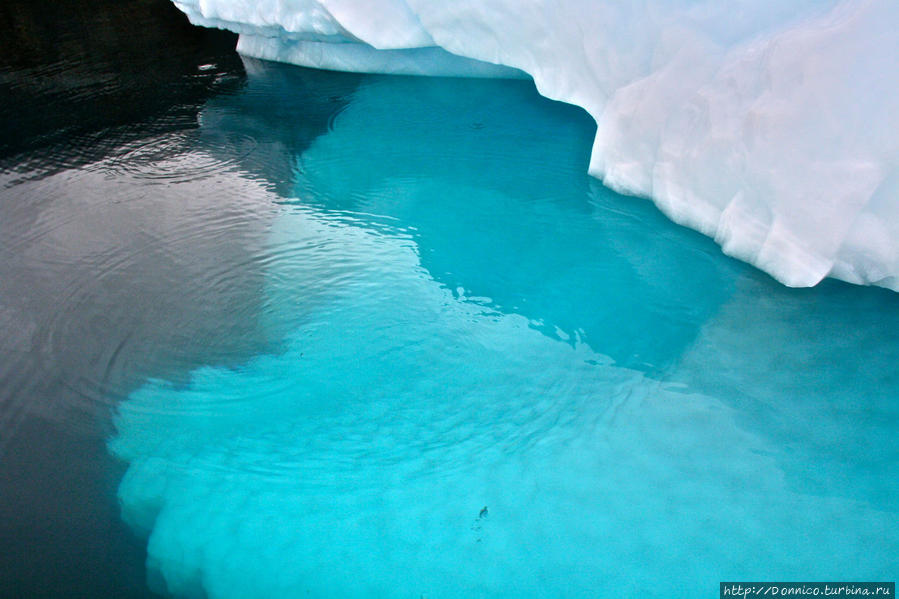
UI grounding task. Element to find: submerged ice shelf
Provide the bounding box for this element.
[108,67,899,599]
[172,0,899,290]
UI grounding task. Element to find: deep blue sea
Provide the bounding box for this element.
[1,2,896,597]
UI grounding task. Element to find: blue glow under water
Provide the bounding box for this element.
[109,62,899,598]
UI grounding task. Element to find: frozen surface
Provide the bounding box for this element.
[172,0,899,289]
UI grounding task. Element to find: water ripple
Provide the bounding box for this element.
[98,130,258,184]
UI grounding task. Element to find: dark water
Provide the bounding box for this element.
[1,2,268,596]
[2,2,897,597]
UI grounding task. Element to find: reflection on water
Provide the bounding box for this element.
[289,74,739,374]
[0,3,354,596]
[1,5,897,596]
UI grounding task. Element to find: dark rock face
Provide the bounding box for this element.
[0,0,243,162]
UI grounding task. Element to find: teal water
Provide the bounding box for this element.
[109,62,899,598]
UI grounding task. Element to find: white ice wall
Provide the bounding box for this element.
[173,0,899,290]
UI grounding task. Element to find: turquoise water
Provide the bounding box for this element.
[109,62,898,598]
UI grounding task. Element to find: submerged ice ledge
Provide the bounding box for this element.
[172,0,899,290]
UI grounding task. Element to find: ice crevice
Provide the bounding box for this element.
[173,0,899,290]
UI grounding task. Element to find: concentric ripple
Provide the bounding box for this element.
[98,130,258,184]
[0,145,276,440]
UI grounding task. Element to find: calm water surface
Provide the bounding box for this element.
[1,3,897,597]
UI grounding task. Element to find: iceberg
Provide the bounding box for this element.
[172,0,899,290]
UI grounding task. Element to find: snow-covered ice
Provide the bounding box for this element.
[171,0,898,288]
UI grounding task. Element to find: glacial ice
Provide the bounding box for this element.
[172,0,899,289]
